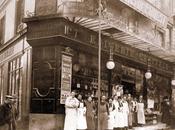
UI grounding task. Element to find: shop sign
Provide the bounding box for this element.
[0,47,14,62]
[60,53,72,104]
[120,0,168,27]
[26,18,172,73]
[0,41,23,64]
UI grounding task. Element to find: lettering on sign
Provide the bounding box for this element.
[0,46,14,62]
[60,54,72,104]
[64,25,78,39]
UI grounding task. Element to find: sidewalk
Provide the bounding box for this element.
[131,123,169,130]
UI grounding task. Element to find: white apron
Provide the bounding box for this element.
[77,102,87,129]
[137,102,145,125]
[64,96,79,130]
[113,101,124,128]
[123,101,129,127]
[107,104,115,129]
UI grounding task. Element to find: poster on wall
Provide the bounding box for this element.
[60,54,72,104]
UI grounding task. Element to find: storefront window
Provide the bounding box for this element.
[8,57,23,118]
[31,46,60,114]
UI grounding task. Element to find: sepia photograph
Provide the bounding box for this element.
[0,0,175,130]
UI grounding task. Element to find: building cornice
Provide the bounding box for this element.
[0,28,27,52]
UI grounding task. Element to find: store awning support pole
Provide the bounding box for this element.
[97,0,102,130]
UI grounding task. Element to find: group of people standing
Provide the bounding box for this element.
[64,91,96,130]
[98,94,146,130]
[64,90,146,130]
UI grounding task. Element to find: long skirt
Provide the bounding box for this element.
[132,112,137,126]
[86,115,95,130]
[77,108,87,129]
[99,112,108,130]
[137,110,145,125]
[128,112,133,127]
[123,112,128,127]
[114,112,124,128]
[64,108,77,130]
[108,112,115,129]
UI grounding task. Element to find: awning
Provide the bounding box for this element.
[68,16,175,62]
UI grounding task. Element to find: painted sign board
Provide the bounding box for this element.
[60,53,72,104]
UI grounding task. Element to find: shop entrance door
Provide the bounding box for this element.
[122,81,136,96]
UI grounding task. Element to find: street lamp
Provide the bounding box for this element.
[145,68,152,79]
[145,49,152,79]
[171,80,175,86]
[171,67,175,86]
[106,47,115,70]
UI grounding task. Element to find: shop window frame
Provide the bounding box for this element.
[8,56,23,119]
[0,65,4,104]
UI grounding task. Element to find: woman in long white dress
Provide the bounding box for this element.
[77,94,87,130]
[107,98,115,130]
[123,95,129,129]
[113,96,124,130]
[64,91,79,130]
[137,95,146,126]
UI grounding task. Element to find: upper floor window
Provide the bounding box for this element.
[0,15,5,45]
[15,0,24,33]
[147,0,172,15]
[156,27,165,47]
[165,25,172,50]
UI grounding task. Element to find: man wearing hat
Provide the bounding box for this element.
[4,95,19,130]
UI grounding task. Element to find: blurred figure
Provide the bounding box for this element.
[127,94,133,129]
[85,96,96,130]
[161,96,171,126]
[77,94,87,130]
[5,95,18,130]
[123,95,129,130]
[113,96,124,130]
[131,97,138,127]
[137,95,145,126]
[64,91,79,130]
[99,95,109,130]
[107,98,115,130]
[112,85,123,97]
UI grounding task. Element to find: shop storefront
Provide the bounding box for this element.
[24,17,173,129]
